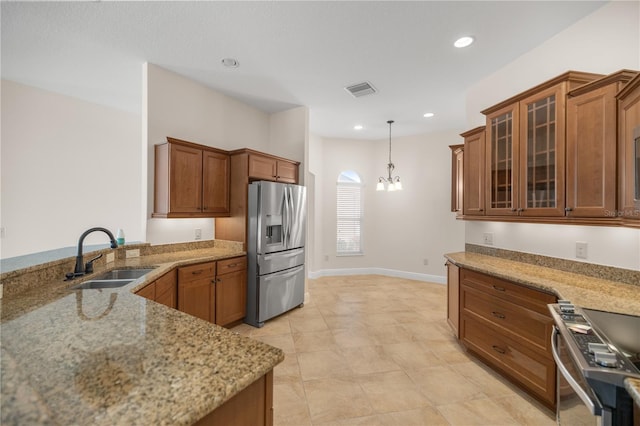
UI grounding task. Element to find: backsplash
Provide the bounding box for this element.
[466,243,640,286]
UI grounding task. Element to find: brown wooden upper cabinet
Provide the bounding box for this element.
[248,152,299,183]
[566,70,638,219]
[449,144,464,216]
[153,137,230,218]
[617,73,640,224]
[482,71,602,218]
[460,127,485,216]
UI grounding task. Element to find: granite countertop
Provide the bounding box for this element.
[444,251,640,407]
[1,246,284,425]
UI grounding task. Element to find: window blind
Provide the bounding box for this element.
[336,183,362,254]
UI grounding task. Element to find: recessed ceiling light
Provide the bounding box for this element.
[454,36,474,48]
[221,58,239,68]
[354,125,363,130]
[423,112,435,118]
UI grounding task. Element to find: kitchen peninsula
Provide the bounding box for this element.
[0,240,283,425]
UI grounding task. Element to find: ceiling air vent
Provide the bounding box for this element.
[344,81,377,98]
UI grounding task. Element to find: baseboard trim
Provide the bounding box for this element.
[307,267,446,285]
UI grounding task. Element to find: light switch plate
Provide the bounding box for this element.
[483,233,494,245]
[126,249,140,258]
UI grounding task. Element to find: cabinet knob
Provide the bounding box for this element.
[510,208,517,212]
[517,208,523,212]
[565,207,573,213]
[492,285,506,292]
[479,209,484,212]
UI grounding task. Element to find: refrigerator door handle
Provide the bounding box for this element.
[262,248,305,261]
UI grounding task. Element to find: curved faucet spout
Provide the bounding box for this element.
[72,227,118,276]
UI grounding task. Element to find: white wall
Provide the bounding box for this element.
[144,63,271,245]
[269,106,307,175]
[314,130,465,282]
[0,80,142,259]
[464,1,640,271]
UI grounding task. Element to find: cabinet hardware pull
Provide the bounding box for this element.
[491,311,505,319]
[211,280,216,284]
[492,345,506,354]
[227,263,237,268]
[517,208,523,212]
[492,285,506,292]
[192,270,203,275]
[479,208,484,211]
[565,207,573,212]
[511,208,517,212]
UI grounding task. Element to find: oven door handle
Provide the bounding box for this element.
[551,326,602,416]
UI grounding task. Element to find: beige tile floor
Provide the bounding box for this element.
[231,275,556,426]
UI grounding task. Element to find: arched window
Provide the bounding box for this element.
[336,170,363,255]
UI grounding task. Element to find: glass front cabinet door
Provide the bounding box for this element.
[518,85,566,217]
[485,104,519,216]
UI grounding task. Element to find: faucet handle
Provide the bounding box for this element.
[84,254,103,274]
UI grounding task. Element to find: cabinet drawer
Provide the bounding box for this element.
[460,269,556,315]
[178,262,215,284]
[461,316,556,407]
[461,284,553,354]
[217,256,247,275]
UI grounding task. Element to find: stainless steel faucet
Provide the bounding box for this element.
[66,227,118,279]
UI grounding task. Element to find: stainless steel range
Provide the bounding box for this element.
[549,302,640,426]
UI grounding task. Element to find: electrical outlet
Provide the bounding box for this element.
[576,242,588,259]
[126,249,140,258]
[483,233,494,245]
[423,258,429,266]
[106,252,115,264]
[0,227,5,238]
[324,255,329,262]
[194,228,202,240]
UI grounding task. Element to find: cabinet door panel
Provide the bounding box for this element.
[155,270,177,309]
[519,85,566,217]
[276,161,298,183]
[446,262,460,337]
[618,79,640,221]
[178,278,213,322]
[136,282,156,300]
[566,85,617,217]
[203,150,230,214]
[462,128,485,216]
[249,155,277,181]
[486,104,519,216]
[169,144,203,213]
[215,269,247,326]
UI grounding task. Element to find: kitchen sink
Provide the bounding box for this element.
[70,279,135,290]
[70,268,156,290]
[93,268,156,281]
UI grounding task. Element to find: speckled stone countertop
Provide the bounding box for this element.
[445,251,640,407]
[1,243,284,425]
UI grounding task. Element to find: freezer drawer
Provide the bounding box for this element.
[258,265,305,324]
[258,248,305,275]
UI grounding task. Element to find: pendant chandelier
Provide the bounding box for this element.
[376,120,403,191]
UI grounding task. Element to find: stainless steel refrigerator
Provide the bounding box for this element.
[246,181,306,327]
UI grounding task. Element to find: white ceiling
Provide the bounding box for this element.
[1,1,606,139]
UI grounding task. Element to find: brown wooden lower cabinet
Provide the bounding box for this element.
[195,370,274,426]
[178,262,216,323]
[215,256,247,326]
[458,267,557,409]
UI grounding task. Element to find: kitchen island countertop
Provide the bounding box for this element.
[1,245,284,425]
